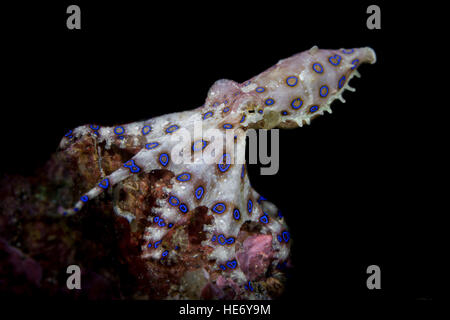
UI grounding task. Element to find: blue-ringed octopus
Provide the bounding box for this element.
[59,46,376,294]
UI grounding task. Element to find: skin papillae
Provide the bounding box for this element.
[59,46,376,288]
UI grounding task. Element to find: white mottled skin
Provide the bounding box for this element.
[59,46,376,294]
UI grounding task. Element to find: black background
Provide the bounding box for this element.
[1,0,435,315]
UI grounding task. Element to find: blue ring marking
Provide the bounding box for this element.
[351,59,359,70]
[224,100,228,104]
[212,203,226,214]
[255,87,265,93]
[124,160,141,173]
[211,235,217,242]
[258,110,263,114]
[90,124,99,130]
[169,196,180,206]
[166,125,179,133]
[63,211,68,216]
[154,240,161,248]
[291,98,303,110]
[223,107,230,113]
[213,102,219,107]
[265,98,275,106]
[203,111,213,120]
[282,231,290,242]
[153,216,160,223]
[162,250,168,257]
[158,219,166,227]
[260,214,269,224]
[277,235,283,242]
[175,245,180,250]
[257,195,267,203]
[80,195,88,202]
[247,199,253,213]
[328,54,342,66]
[74,207,79,212]
[282,111,288,115]
[98,178,109,189]
[65,130,73,138]
[145,142,159,149]
[225,237,235,245]
[114,126,125,135]
[192,140,207,152]
[233,208,240,220]
[93,131,99,136]
[312,63,324,74]
[218,153,231,172]
[142,125,151,135]
[219,265,226,270]
[118,136,124,140]
[338,75,346,89]
[168,223,173,228]
[278,210,283,218]
[148,242,152,248]
[241,165,245,179]
[218,235,226,245]
[176,173,191,182]
[223,124,233,129]
[286,76,298,87]
[319,85,329,98]
[245,281,254,291]
[240,115,246,123]
[227,260,237,269]
[342,48,354,54]
[195,186,204,200]
[310,105,319,113]
[159,153,169,166]
[179,203,188,213]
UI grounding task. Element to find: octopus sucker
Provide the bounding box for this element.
[58,46,375,296]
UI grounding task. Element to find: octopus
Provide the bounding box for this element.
[59,46,376,293]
